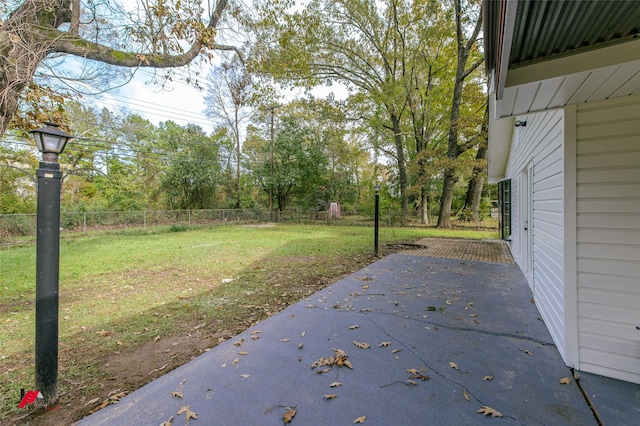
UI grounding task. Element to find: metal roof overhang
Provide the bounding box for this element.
[484,0,640,182]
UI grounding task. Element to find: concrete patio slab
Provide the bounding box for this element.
[577,371,640,426]
[78,254,631,425]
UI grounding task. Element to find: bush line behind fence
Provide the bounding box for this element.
[0,208,403,239]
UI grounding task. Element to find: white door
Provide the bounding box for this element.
[521,162,534,286]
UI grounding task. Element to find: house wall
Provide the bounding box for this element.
[505,109,567,360]
[574,95,640,384]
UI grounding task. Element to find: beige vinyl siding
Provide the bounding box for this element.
[575,94,640,384]
[505,109,567,359]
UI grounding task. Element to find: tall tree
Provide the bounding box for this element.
[436,0,484,228]
[0,0,235,137]
[250,0,442,223]
[245,105,327,212]
[403,3,456,223]
[159,122,224,210]
[204,61,253,208]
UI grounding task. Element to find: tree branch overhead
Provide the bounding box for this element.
[0,0,233,136]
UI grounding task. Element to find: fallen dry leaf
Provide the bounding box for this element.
[406,368,430,381]
[280,338,290,342]
[96,330,111,337]
[353,415,366,423]
[324,394,337,400]
[378,342,391,347]
[241,374,250,378]
[298,343,304,349]
[353,341,370,349]
[81,397,100,409]
[172,391,183,399]
[234,339,244,347]
[349,325,360,329]
[391,349,402,354]
[463,388,470,401]
[238,351,248,355]
[521,348,533,356]
[177,406,198,423]
[483,375,494,381]
[317,368,332,374]
[477,406,503,417]
[160,416,174,426]
[559,377,571,385]
[91,391,128,412]
[449,361,460,370]
[283,408,296,423]
[329,381,342,387]
[312,349,353,370]
[232,358,239,365]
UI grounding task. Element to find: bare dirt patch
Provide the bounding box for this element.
[3,246,402,425]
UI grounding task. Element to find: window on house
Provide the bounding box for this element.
[498,179,511,240]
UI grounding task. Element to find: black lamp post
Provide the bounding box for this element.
[374,183,380,256]
[30,122,73,406]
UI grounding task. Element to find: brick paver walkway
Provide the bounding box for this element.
[401,238,514,264]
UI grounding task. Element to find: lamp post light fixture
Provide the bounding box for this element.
[374,183,380,257]
[30,122,73,406]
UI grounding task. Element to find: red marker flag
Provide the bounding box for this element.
[19,390,41,408]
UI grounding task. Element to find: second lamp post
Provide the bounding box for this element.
[374,183,380,256]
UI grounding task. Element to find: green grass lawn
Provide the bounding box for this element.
[0,223,497,422]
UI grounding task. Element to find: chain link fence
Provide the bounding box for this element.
[0,207,406,242]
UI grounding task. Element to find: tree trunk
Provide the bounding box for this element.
[0,1,67,135]
[460,104,488,221]
[235,112,241,209]
[420,187,430,224]
[461,145,486,221]
[437,167,457,228]
[391,114,409,225]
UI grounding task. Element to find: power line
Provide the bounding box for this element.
[91,96,213,128]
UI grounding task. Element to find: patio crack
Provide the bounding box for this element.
[363,312,534,426]
[370,310,556,347]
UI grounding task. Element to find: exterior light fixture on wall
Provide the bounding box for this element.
[514,120,527,127]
